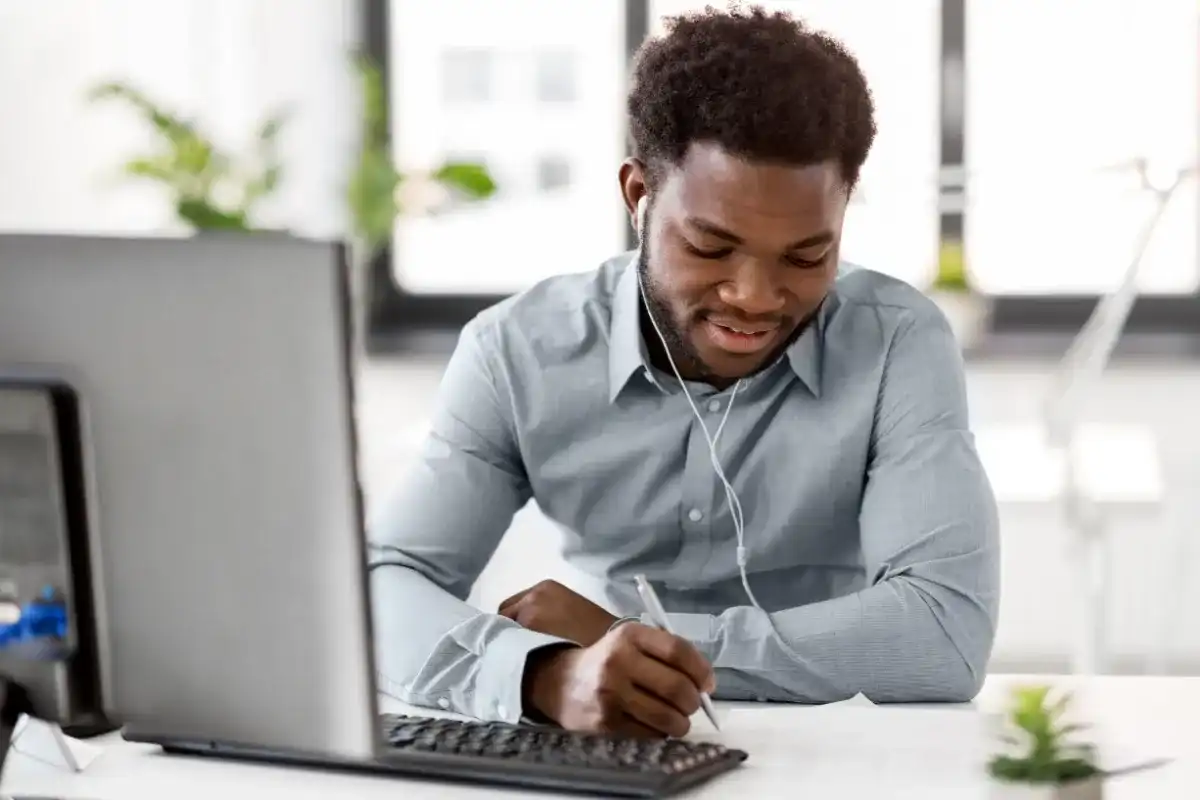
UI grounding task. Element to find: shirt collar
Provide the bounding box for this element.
[608,255,650,401]
[607,253,832,402]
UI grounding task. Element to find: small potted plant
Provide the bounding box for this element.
[928,237,990,350]
[988,685,1104,799]
[88,81,287,233]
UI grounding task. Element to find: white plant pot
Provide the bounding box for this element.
[928,289,991,350]
[989,776,1105,800]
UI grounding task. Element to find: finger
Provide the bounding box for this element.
[498,587,533,613]
[629,627,715,693]
[599,711,662,740]
[620,686,690,739]
[626,654,702,717]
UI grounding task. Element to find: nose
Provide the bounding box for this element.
[718,260,786,317]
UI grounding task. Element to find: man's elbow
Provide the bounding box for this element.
[864,646,986,704]
[926,650,987,703]
[369,540,471,594]
[868,589,995,704]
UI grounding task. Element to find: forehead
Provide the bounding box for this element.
[660,142,845,234]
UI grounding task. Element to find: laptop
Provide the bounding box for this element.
[0,234,746,797]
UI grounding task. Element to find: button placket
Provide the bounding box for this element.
[675,414,718,576]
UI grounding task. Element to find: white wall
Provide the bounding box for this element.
[0,0,360,238]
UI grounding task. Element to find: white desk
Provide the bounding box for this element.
[4,676,1197,798]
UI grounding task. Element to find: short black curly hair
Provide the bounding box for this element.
[628,4,876,191]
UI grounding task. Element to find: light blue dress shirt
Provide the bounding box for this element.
[369,253,1000,723]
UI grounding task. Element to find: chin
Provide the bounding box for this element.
[695,349,771,383]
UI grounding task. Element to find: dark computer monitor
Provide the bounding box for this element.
[0,375,110,761]
[0,233,378,762]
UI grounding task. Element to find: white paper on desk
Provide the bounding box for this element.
[686,692,877,740]
[821,692,875,708]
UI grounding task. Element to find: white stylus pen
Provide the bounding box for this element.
[633,574,721,731]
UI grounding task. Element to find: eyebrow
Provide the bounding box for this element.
[683,216,834,250]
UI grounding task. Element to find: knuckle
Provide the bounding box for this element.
[613,622,638,642]
[605,636,634,662]
[671,677,700,714]
[664,637,687,664]
[663,711,689,738]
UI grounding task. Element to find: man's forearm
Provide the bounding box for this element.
[370,561,574,723]
[659,573,995,704]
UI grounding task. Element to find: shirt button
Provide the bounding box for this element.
[436,697,449,709]
[707,399,721,413]
[688,508,704,522]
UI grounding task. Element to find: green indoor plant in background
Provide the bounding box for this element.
[927,236,990,351]
[88,82,286,232]
[345,53,497,357]
[987,685,1104,799]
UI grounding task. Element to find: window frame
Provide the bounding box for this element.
[361,0,1200,347]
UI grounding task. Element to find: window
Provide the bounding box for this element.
[389,1,626,295]
[965,0,1198,295]
[535,51,577,103]
[535,156,572,192]
[440,48,492,105]
[650,1,941,290]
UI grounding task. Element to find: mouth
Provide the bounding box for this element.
[702,319,782,355]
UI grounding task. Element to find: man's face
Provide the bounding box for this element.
[622,143,848,385]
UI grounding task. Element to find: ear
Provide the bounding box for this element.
[618,158,648,236]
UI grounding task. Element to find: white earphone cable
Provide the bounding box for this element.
[633,226,800,662]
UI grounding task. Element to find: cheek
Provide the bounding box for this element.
[784,263,838,302]
[650,261,716,319]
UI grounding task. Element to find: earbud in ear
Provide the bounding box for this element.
[635,196,648,241]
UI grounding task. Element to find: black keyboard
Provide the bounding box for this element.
[378,714,747,798]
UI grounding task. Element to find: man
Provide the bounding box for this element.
[370,6,999,739]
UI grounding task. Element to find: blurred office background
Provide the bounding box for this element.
[1,0,1197,676]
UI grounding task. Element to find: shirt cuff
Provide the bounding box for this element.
[650,612,720,661]
[474,625,575,724]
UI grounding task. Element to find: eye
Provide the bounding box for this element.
[785,252,829,269]
[682,241,733,260]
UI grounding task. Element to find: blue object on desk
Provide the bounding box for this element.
[0,588,68,649]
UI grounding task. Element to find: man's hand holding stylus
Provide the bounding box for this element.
[521,622,716,739]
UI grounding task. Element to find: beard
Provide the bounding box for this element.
[635,225,815,386]
[636,240,721,383]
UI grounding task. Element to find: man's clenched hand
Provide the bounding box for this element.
[499,579,619,646]
[523,622,716,738]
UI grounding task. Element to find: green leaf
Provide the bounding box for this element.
[347,147,401,255]
[122,157,174,182]
[433,161,497,199]
[177,199,249,232]
[257,112,288,143]
[352,52,388,145]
